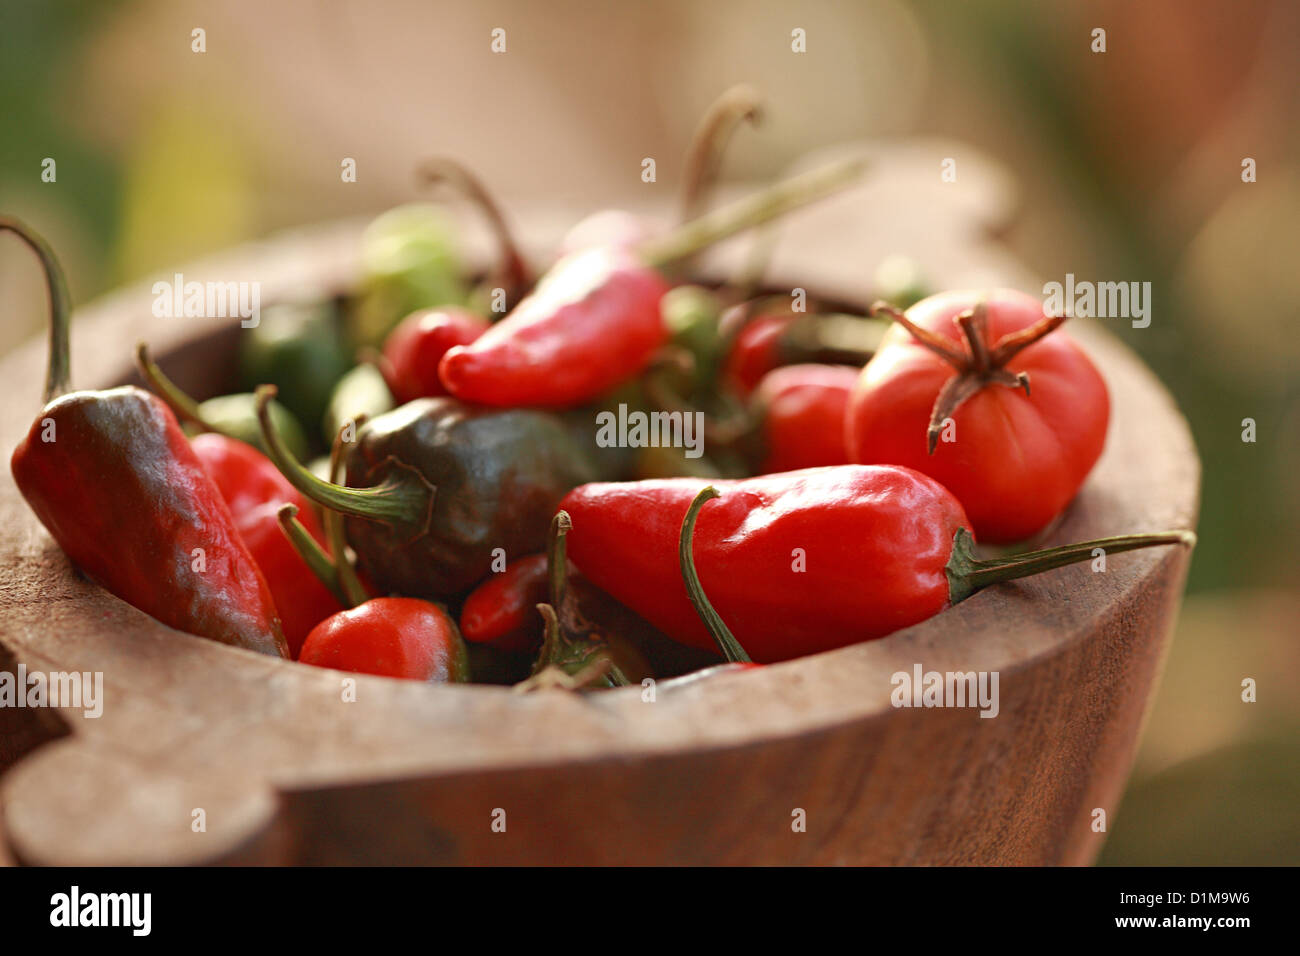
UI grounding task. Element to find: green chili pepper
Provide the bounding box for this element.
[322,363,394,445]
[238,301,350,438]
[350,204,468,347]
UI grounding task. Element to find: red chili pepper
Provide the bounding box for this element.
[722,311,799,396]
[440,245,671,408]
[135,350,345,657]
[847,290,1110,543]
[298,597,470,682]
[232,501,343,657]
[193,435,345,656]
[459,553,548,653]
[379,307,490,404]
[750,363,857,473]
[189,432,314,519]
[4,218,287,657]
[560,467,1193,663]
[439,160,868,408]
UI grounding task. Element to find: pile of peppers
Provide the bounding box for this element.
[5,91,1195,689]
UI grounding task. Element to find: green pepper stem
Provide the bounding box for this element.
[254,385,434,530]
[135,343,220,432]
[547,511,572,611]
[679,84,763,224]
[1,217,73,402]
[325,420,372,607]
[678,487,752,663]
[276,504,350,607]
[640,156,869,269]
[418,157,530,296]
[945,527,1198,605]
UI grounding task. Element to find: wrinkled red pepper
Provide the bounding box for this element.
[5,218,287,657]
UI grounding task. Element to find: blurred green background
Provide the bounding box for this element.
[1,0,1296,864]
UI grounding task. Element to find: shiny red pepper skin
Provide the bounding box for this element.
[459,553,548,653]
[189,433,343,656]
[722,312,798,396]
[560,465,971,663]
[298,597,470,682]
[190,432,314,518]
[439,246,671,408]
[11,388,288,657]
[230,501,343,659]
[751,363,857,473]
[380,307,490,404]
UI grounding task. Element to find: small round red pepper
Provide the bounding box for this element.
[379,307,490,404]
[722,310,800,396]
[298,597,470,682]
[750,363,858,473]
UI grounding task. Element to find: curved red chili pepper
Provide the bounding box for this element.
[379,306,490,404]
[298,597,469,682]
[751,363,857,473]
[5,218,287,658]
[441,160,869,409]
[190,432,314,519]
[459,553,548,653]
[440,246,671,408]
[561,466,1193,663]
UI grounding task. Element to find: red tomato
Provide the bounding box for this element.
[846,289,1109,543]
[380,307,489,404]
[752,364,858,473]
[298,597,469,682]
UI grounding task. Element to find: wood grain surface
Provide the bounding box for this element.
[0,146,1200,865]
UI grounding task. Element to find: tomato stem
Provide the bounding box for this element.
[678,487,752,663]
[945,527,1197,605]
[640,156,869,269]
[1,217,73,402]
[254,385,434,530]
[276,504,350,607]
[679,84,764,224]
[871,299,1063,454]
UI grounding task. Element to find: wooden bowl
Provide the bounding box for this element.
[0,213,1199,865]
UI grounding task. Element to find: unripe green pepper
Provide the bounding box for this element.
[239,301,350,437]
[350,204,469,347]
[136,344,312,461]
[193,393,311,462]
[322,363,394,445]
[660,284,725,389]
